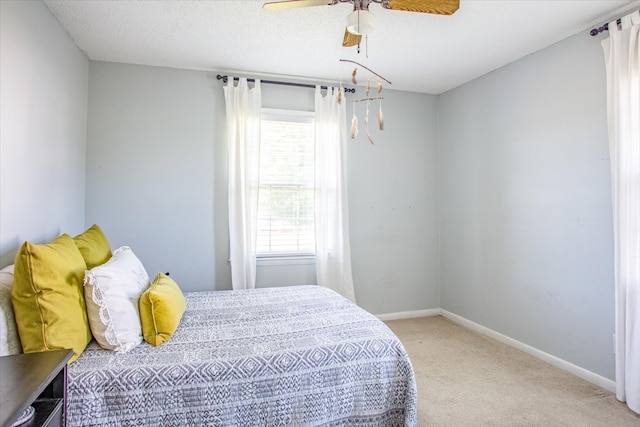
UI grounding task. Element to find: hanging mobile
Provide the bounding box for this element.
[365,101,374,145]
[351,103,358,139]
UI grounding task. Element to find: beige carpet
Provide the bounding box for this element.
[385,316,640,427]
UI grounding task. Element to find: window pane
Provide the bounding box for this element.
[257,111,315,255]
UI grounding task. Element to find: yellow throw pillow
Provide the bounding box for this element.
[73,224,112,269]
[139,273,186,346]
[11,234,92,362]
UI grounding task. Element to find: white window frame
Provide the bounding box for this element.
[257,108,316,260]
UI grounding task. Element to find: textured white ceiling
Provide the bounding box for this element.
[42,0,640,94]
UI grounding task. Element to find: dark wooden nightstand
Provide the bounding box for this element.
[0,349,73,427]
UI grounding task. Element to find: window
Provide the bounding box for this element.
[257,109,315,256]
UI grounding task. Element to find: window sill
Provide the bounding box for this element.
[256,254,316,266]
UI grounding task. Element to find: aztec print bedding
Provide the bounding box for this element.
[66,285,417,426]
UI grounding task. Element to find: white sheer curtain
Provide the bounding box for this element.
[314,86,356,302]
[223,78,262,290]
[602,10,640,414]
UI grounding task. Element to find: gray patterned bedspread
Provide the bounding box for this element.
[67,285,417,426]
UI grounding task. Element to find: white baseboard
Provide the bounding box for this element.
[375,308,442,321]
[375,308,616,394]
[439,310,616,393]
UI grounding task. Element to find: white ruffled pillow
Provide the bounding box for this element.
[84,246,150,352]
[0,265,22,356]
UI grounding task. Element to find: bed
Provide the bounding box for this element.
[67,285,417,426]
[1,228,417,426]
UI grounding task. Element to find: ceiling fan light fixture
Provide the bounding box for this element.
[346,9,375,35]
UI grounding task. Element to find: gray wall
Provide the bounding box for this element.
[349,90,440,313]
[0,0,88,266]
[85,63,441,314]
[86,63,219,292]
[438,31,615,379]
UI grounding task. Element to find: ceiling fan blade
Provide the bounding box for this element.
[342,28,362,47]
[382,0,459,15]
[263,0,335,11]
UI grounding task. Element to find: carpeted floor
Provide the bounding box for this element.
[384,316,640,427]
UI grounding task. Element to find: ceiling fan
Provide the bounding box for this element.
[263,0,460,47]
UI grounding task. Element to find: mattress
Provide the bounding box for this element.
[67,285,417,426]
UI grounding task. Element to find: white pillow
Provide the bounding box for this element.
[0,265,22,356]
[84,246,150,352]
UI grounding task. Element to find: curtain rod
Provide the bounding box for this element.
[590,19,619,36]
[589,9,640,37]
[216,75,356,93]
